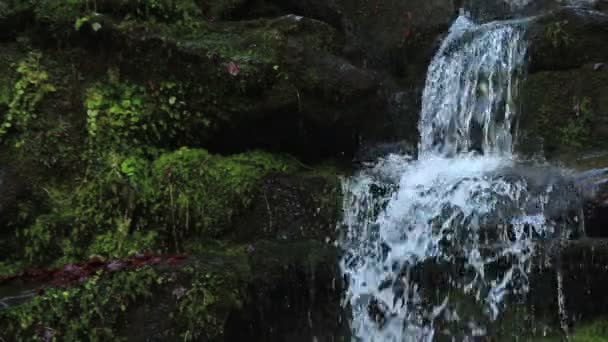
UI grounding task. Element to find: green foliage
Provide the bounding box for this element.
[0,51,56,141]
[123,0,202,26]
[173,262,245,341]
[20,207,75,265]
[545,20,573,48]
[151,80,215,144]
[87,228,158,259]
[15,152,150,264]
[570,320,608,342]
[74,15,103,32]
[558,96,594,150]
[85,76,224,153]
[85,77,156,152]
[151,148,296,246]
[0,267,160,341]
[536,96,594,152]
[35,0,85,23]
[14,118,80,171]
[0,261,24,279]
[15,148,296,264]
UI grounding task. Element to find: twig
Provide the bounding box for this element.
[263,191,273,232]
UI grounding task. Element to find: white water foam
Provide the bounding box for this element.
[339,13,576,341]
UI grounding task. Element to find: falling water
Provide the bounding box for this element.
[419,15,527,156]
[339,13,580,341]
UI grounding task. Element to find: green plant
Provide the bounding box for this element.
[87,226,158,259]
[0,52,56,141]
[174,263,245,341]
[150,148,296,249]
[85,79,153,151]
[545,20,573,48]
[558,96,593,150]
[569,320,608,342]
[0,261,24,279]
[0,267,161,341]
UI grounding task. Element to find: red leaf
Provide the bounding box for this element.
[227,61,240,76]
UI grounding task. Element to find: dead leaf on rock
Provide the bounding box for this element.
[227,61,240,76]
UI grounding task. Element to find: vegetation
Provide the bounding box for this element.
[9,0,608,341]
[545,20,573,48]
[0,267,160,341]
[536,96,595,152]
[0,51,55,141]
[569,320,608,342]
[11,148,296,265]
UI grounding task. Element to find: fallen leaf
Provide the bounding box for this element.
[227,61,240,76]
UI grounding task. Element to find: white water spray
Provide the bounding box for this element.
[339,14,577,341]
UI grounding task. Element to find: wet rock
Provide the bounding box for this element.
[528,7,608,72]
[518,64,608,158]
[355,140,416,164]
[233,170,342,243]
[1,242,347,341]
[462,0,603,22]
[227,240,348,342]
[367,297,390,328]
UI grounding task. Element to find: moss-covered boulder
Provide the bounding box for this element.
[0,0,393,159]
[233,168,342,242]
[0,239,347,341]
[528,7,608,72]
[518,65,608,158]
[517,7,608,158]
[4,148,298,266]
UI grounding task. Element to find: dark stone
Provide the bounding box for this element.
[528,7,608,72]
[233,171,342,243]
[518,65,608,158]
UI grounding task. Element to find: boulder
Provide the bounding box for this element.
[528,7,608,72]
[518,64,608,158]
[233,170,342,243]
[0,165,347,341]
[0,243,347,341]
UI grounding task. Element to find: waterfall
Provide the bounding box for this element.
[339,14,578,341]
[419,15,527,156]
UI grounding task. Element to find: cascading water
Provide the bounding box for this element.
[419,15,526,156]
[339,13,581,341]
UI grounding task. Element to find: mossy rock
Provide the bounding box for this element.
[10,148,298,266]
[232,167,342,242]
[0,266,162,341]
[518,64,608,158]
[1,239,346,341]
[528,7,608,72]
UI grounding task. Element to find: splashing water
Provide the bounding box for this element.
[339,14,580,341]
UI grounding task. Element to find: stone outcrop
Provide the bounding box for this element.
[518,7,608,158]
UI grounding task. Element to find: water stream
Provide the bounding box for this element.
[339,12,581,341]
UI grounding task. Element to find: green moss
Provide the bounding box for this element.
[520,68,608,157]
[545,20,574,49]
[535,96,594,152]
[12,151,150,265]
[14,148,297,265]
[150,148,297,246]
[569,320,608,342]
[34,0,202,28]
[0,266,160,341]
